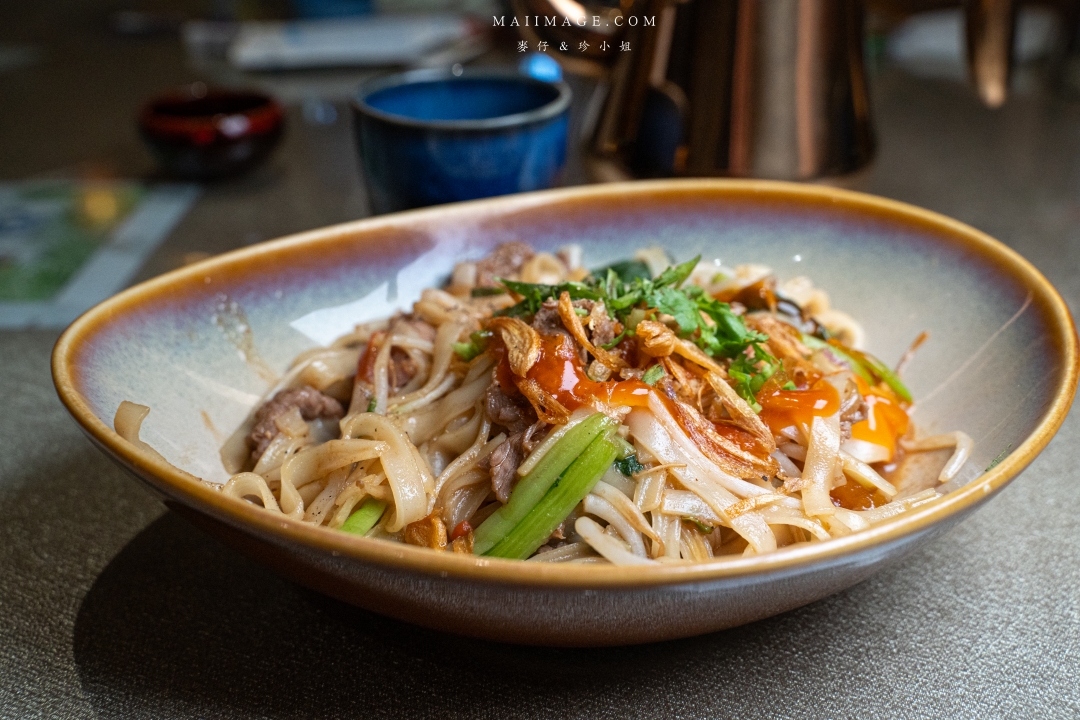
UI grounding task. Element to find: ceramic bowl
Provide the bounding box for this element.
[52,180,1077,646]
[353,69,571,214]
[139,86,284,180]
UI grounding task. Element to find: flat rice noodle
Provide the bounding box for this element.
[341,414,432,531]
[839,451,897,497]
[297,348,362,392]
[390,320,465,410]
[628,406,777,554]
[831,507,871,532]
[279,439,386,520]
[114,401,204,483]
[583,493,647,557]
[528,542,595,562]
[901,431,974,483]
[598,466,635,497]
[651,511,681,559]
[801,414,840,518]
[660,489,720,524]
[222,472,281,511]
[442,472,490,531]
[575,517,656,566]
[758,504,832,541]
[634,467,666,512]
[404,372,491,445]
[851,489,939,522]
[304,465,353,524]
[772,449,802,480]
[280,439,386,489]
[592,481,661,545]
[679,525,713,562]
[433,414,496,496]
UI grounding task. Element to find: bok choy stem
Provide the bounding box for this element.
[486,431,619,560]
[340,498,387,536]
[472,412,615,555]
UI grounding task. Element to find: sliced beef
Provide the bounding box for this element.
[475,241,535,287]
[389,347,418,391]
[484,383,536,434]
[488,433,526,504]
[531,299,564,335]
[248,385,344,464]
[398,316,437,343]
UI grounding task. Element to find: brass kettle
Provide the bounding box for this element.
[512,0,1018,180]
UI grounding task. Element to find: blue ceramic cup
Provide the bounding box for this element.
[353,69,571,214]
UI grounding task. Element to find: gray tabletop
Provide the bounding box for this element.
[2,6,1079,719]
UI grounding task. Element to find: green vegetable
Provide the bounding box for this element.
[851,347,913,403]
[652,256,698,288]
[801,334,912,402]
[651,286,701,333]
[728,349,780,412]
[610,434,635,459]
[614,454,645,477]
[472,413,616,554]
[683,517,714,534]
[470,286,506,297]
[599,330,626,349]
[642,364,666,385]
[802,334,873,384]
[366,397,377,413]
[452,329,493,361]
[486,431,619,560]
[592,259,652,283]
[340,498,387,535]
[494,278,599,318]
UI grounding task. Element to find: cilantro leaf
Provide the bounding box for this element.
[613,454,646,477]
[649,286,701,333]
[593,260,652,283]
[494,279,600,318]
[653,256,699,289]
[642,364,666,385]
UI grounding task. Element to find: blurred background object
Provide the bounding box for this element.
[226,14,481,69]
[353,68,571,213]
[139,84,284,179]
[0,179,198,328]
[1,0,1079,325]
[519,0,1073,182]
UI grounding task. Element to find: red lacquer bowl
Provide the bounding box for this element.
[139,85,284,180]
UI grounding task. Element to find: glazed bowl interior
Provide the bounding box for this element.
[53,180,1076,643]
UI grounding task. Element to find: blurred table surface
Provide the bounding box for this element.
[2,4,1079,719]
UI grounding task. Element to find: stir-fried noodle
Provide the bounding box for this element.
[117,243,971,564]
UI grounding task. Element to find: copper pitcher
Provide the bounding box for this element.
[512,0,1017,180]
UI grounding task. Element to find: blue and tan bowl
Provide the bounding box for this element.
[52,180,1077,646]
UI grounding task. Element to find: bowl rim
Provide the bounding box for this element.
[52,179,1079,589]
[353,67,573,132]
